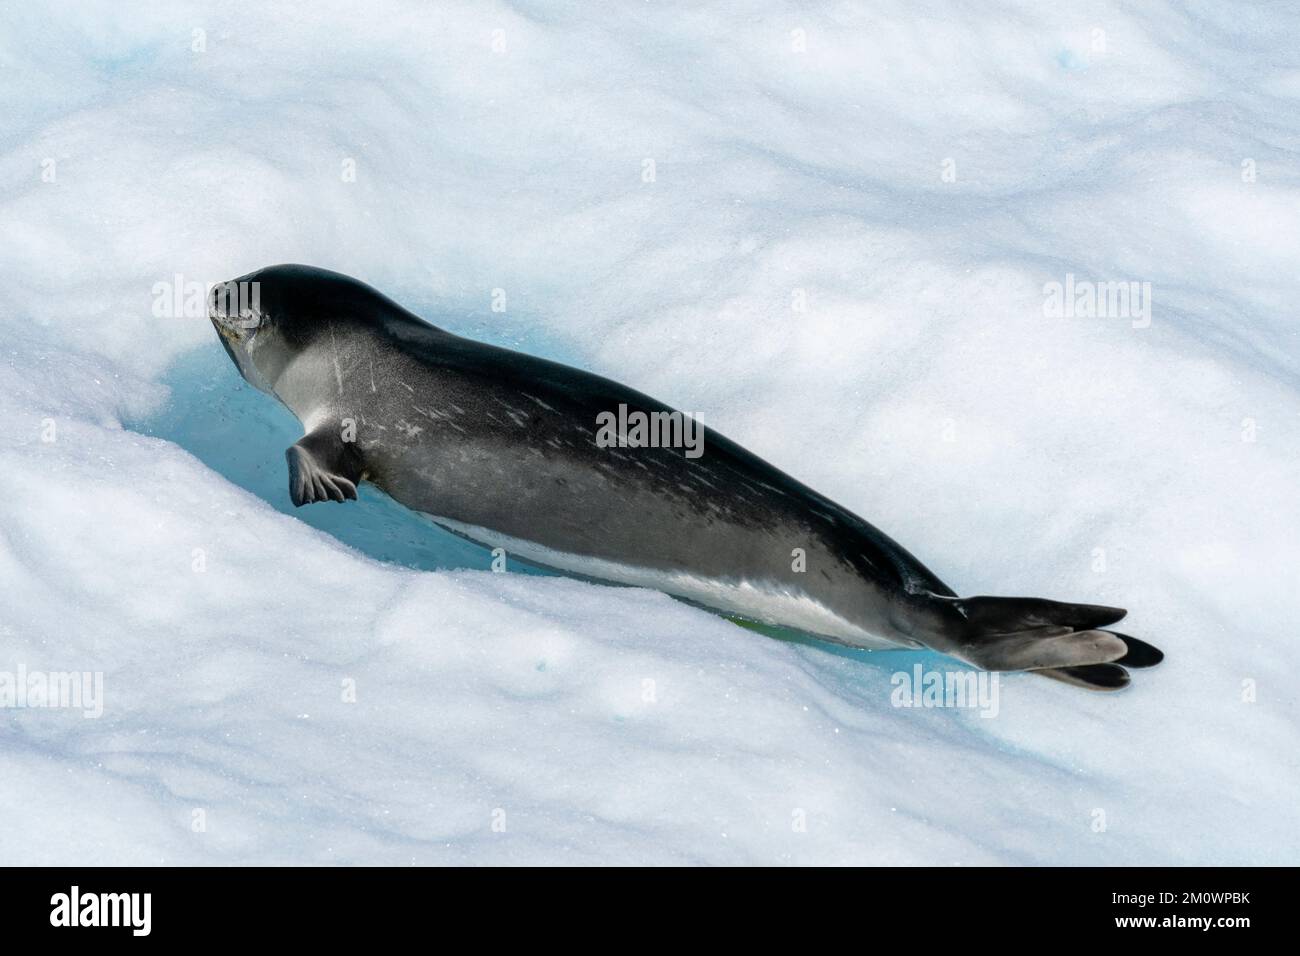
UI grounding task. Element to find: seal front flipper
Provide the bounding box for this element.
[285,425,364,506]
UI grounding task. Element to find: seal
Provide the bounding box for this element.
[210,264,1163,690]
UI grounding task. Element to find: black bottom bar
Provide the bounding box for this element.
[1,866,1277,942]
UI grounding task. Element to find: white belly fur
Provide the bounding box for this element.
[429,515,902,650]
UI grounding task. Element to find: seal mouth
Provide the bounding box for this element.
[213,317,244,368]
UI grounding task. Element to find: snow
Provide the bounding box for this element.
[1,0,1297,864]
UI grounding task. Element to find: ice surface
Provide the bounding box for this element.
[0,0,1297,864]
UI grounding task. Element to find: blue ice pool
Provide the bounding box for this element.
[129,342,551,576]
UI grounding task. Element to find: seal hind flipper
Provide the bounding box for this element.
[954,595,1128,633]
[1105,632,1164,668]
[285,426,364,507]
[1033,663,1132,691]
[944,596,1163,676]
[957,627,1128,672]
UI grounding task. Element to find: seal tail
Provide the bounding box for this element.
[945,596,1164,691]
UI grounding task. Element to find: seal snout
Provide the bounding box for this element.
[208,283,226,319]
[208,281,238,337]
[208,277,264,338]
